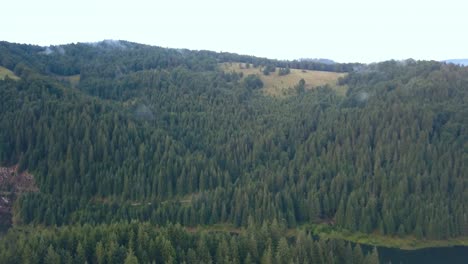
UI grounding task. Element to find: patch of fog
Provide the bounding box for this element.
[176,49,190,57]
[40,46,66,55]
[396,59,416,66]
[353,64,374,73]
[56,46,65,55]
[135,104,155,120]
[356,91,370,102]
[101,39,127,49]
[86,39,128,50]
[42,47,54,55]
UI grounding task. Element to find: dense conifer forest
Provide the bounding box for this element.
[0,40,467,263]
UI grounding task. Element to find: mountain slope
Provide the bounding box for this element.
[0,41,467,262]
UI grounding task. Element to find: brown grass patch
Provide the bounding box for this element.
[0,66,20,80]
[220,62,347,97]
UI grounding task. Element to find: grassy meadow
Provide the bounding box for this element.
[220,62,347,96]
[0,66,19,80]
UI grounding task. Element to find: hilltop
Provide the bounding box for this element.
[444,59,468,66]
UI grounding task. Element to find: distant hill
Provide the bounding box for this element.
[443,59,468,66]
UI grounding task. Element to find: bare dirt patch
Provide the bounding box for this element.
[0,165,38,231]
[0,165,38,193]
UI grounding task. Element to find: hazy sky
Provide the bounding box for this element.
[3,0,467,63]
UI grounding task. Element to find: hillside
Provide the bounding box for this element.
[220,62,347,96]
[0,40,467,263]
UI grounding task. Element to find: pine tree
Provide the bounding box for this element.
[276,237,291,264]
[75,242,86,264]
[260,245,273,264]
[364,247,379,264]
[95,241,105,264]
[44,245,60,264]
[124,248,139,264]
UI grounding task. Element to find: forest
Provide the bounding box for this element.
[0,40,467,263]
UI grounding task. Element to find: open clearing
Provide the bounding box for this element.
[0,66,20,80]
[220,62,347,96]
[308,224,468,250]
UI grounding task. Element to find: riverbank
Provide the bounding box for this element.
[309,224,468,250]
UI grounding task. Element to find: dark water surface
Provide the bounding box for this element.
[376,245,468,264]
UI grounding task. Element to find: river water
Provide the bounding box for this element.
[374,245,468,264]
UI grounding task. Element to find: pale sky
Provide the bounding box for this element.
[2,0,467,63]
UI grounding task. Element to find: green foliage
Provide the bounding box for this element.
[263,65,276,75]
[124,249,139,264]
[44,245,60,264]
[0,41,466,260]
[278,67,291,76]
[243,74,264,89]
[0,222,379,263]
[295,78,306,93]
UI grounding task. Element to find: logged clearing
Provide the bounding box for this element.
[0,66,20,80]
[220,62,347,96]
[0,165,38,228]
